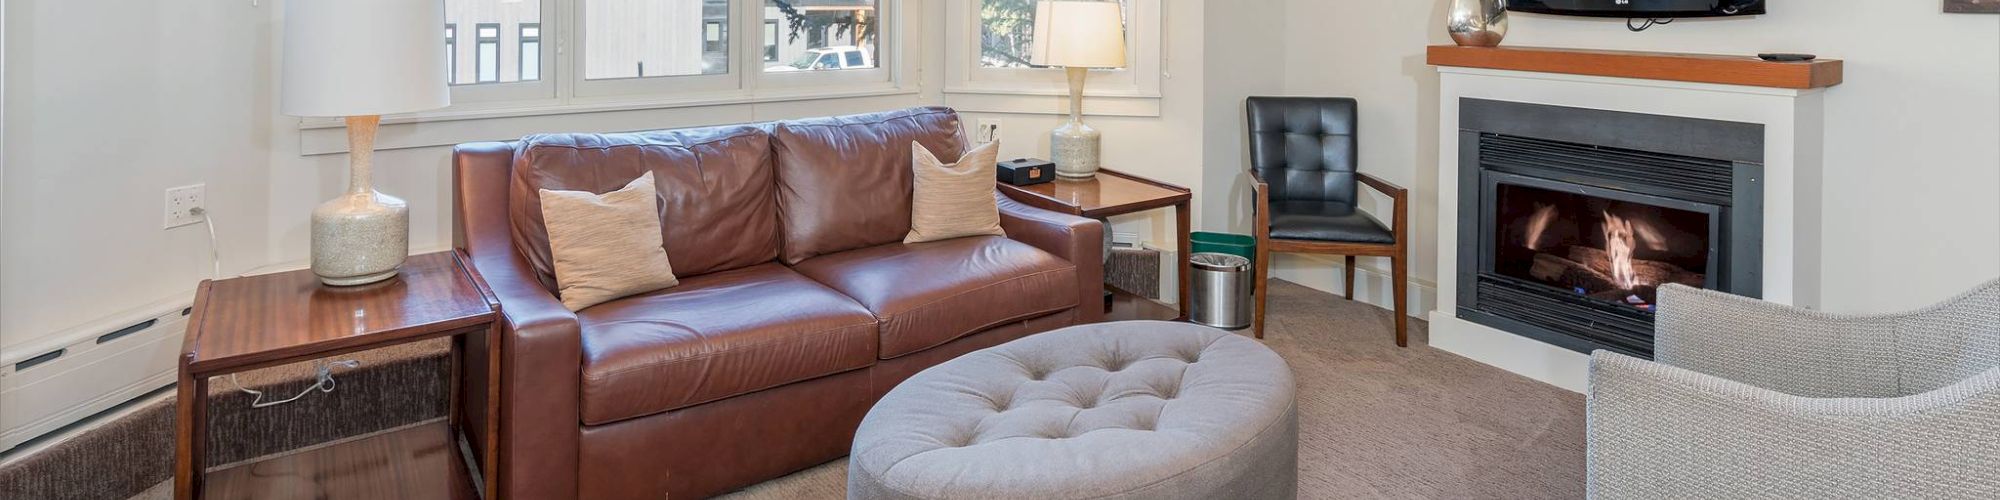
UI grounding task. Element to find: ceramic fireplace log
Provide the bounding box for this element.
[1565,246,1704,289]
[1529,249,1704,296]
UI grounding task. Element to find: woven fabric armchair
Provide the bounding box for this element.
[1588,281,2000,499]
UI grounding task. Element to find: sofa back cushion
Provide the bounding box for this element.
[509,125,779,289]
[772,107,967,264]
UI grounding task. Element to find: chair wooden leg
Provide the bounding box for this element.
[1253,241,1271,340]
[1392,251,1409,347]
[1343,256,1357,300]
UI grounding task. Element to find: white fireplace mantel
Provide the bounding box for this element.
[1430,65,1829,392]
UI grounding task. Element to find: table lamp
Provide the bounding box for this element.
[1030,0,1127,179]
[281,0,450,286]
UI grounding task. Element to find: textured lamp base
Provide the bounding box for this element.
[1051,66,1104,179]
[1052,119,1103,179]
[311,190,410,287]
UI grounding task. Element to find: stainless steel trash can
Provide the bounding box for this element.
[1190,252,1253,329]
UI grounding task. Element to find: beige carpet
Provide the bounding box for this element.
[24,278,1579,500]
[721,279,1587,499]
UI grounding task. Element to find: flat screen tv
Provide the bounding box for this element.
[1507,0,1765,18]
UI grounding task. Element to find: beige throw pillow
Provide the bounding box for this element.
[539,172,679,311]
[906,141,1005,244]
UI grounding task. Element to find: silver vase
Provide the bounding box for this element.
[1448,0,1508,48]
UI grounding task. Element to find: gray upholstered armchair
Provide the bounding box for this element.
[1588,281,2000,499]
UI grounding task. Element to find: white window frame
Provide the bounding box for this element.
[299,0,913,141]
[942,0,1163,117]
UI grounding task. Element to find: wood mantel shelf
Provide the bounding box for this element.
[1428,45,1842,90]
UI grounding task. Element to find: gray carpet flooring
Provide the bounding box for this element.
[5,279,1585,499]
[719,279,1586,499]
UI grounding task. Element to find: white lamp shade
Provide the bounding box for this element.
[281,0,450,117]
[1028,1,1128,69]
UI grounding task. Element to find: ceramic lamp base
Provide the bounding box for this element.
[1052,119,1102,179]
[311,190,410,286]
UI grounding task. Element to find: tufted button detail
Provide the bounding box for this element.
[851,321,1296,499]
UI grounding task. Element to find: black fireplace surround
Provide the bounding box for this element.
[1457,99,1763,358]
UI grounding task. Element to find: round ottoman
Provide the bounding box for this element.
[849,321,1298,500]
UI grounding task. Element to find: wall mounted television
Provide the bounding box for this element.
[1507,0,1766,18]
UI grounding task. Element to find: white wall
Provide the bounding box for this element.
[1201,0,1287,234]
[1283,0,2000,314]
[1,0,1255,354]
[2,0,275,349]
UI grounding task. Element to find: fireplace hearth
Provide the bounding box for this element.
[1457,99,1763,358]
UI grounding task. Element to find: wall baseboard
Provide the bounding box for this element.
[1268,253,1436,318]
[1427,311,1589,393]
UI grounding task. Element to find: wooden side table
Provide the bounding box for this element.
[176,252,500,500]
[998,168,1194,322]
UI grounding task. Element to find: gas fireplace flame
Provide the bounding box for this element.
[1523,204,1558,251]
[1601,211,1640,290]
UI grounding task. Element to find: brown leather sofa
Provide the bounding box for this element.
[451,107,1104,499]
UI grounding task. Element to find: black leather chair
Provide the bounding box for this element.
[1246,97,1410,346]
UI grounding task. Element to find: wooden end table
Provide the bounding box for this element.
[997,168,1193,322]
[176,252,500,500]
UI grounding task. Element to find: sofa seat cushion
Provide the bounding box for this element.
[793,236,1079,360]
[576,263,878,425]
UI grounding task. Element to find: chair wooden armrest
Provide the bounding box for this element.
[1355,172,1408,238]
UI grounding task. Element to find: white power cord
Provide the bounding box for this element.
[190,206,359,408]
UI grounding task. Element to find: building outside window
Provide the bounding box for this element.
[705,21,726,53]
[475,23,501,83]
[520,24,541,81]
[444,0,540,86]
[583,0,731,79]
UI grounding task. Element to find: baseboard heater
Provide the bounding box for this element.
[0,298,189,453]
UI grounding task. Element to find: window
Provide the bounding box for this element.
[519,24,541,81]
[762,0,878,73]
[444,0,542,89]
[977,0,1037,68]
[977,0,1131,70]
[582,0,730,81]
[475,23,500,83]
[404,0,906,119]
[943,0,1162,115]
[764,20,779,62]
[444,24,457,85]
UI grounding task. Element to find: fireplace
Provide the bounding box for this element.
[1457,99,1763,358]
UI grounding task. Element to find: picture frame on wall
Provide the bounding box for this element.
[1946,0,2000,13]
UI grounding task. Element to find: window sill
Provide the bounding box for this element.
[942,87,1162,117]
[297,85,922,155]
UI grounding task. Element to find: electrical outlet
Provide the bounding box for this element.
[975,118,1002,144]
[164,184,206,229]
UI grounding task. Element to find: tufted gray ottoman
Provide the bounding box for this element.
[849,321,1298,500]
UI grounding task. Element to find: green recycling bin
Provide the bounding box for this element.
[1191,232,1256,263]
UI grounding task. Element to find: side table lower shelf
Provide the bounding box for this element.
[201,421,478,500]
[1106,286,1179,322]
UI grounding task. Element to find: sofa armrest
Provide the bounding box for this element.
[454,142,582,500]
[1587,351,2000,498]
[997,192,1105,323]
